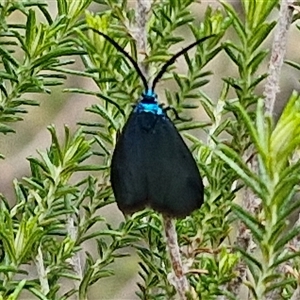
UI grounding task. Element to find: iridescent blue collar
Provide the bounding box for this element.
[134,89,164,115]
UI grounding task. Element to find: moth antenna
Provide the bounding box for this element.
[151,35,215,90]
[89,28,149,91]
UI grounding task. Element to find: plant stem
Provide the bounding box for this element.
[264,0,294,116]
[291,287,300,300]
[261,1,294,299]
[67,215,83,299]
[163,216,189,300]
[134,2,190,298]
[135,0,151,78]
[34,246,49,295]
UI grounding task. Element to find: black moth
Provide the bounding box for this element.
[91,29,212,217]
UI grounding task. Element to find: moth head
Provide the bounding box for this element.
[141,89,157,104]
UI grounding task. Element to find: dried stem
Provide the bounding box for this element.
[264,1,294,299]
[67,215,83,299]
[264,0,294,116]
[163,216,190,300]
[233,179,259,300]
[34,246,49,295]
[135,0,151,78]
[232,2,294,298]
[291,287,300,300]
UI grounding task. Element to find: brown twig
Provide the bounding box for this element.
[264,0,294,116]
[264,1,294,299]
[34,246,50,295]
[163,216,190,300]
[67,215,83,299]
[135,0,151,78]
[230,2,294,299]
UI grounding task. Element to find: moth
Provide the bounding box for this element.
[91,29,212,217]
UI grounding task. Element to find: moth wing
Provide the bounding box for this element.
[111,112,204,217]
[110,113,148,213]
[144,115,204,217]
